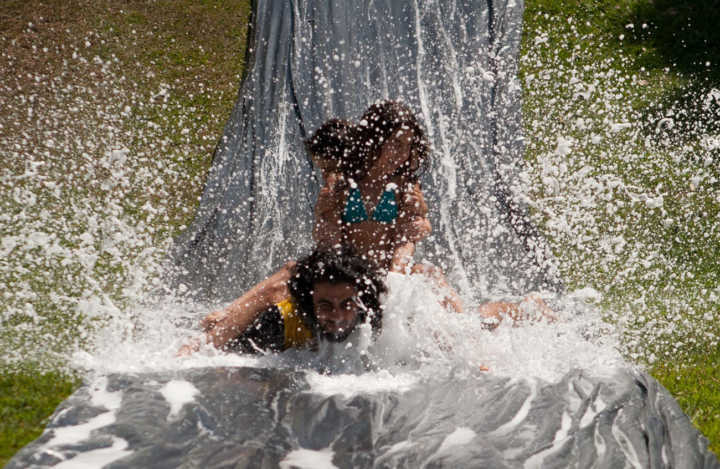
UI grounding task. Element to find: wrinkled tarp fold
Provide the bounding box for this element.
[7,367,718,468]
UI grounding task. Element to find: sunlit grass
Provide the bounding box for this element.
[0,0,251,359]
[652,351,720,456]
[0,367,80,468]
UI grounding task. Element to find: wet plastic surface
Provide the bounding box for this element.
[8,367,718,468]
[12,2,718,468]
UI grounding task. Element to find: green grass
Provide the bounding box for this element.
[653,353,720,456]
[522,0,720,321]
[0,368,80,467]
[0,0,251,463]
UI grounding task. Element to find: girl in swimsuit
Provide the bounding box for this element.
[313,101,551,319]
[196,118,365,336]
[313,100,432,273]
[193,109,435,343]
[311,101,468,313]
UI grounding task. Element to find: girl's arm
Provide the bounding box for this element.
[398,182,431,243]
[313,173,344,248]
[391,182,431,272]
[390,241,415,273]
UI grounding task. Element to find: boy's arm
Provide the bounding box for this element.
[179,262,294,355]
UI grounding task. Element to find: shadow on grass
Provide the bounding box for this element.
[625,0,720,82]
[616,1,720,156]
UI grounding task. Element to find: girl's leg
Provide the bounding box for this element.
[408,263,554,326]
[477,294,555,330]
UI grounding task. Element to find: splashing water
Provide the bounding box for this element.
[0,16,226,372]
[0,0,716,392]
[519,12,720,364]
[68,269,623,391]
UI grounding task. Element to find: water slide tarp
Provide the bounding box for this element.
[7,367,718,468]
[171,0,562,301]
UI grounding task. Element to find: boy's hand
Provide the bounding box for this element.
[200,310,225,332]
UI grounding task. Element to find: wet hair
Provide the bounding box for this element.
[288,246,386,337]
[347,100,431,182]
[304,119,358,170]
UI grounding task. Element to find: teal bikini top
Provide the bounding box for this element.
[342,183,398,224]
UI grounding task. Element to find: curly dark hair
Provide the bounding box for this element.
[346,100,431,182]
[288,246,386,338]
[304,118,359,169]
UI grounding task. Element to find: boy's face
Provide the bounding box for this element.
[312,281,362,342]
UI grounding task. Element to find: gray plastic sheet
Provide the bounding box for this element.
[172,0,562,302]
[8,367,718,468]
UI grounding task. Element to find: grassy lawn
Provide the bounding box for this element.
[653,350,720,455]
[0,368,80,465]
[1,0,718,464]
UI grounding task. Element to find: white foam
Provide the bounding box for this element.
[436,427,477,453]
[554,412,573,444]
[53,437,132,469]
[384,440,416,455]
[611,413,643,469]
[490,380,537,437]
[279,448,338,469]
[40,377,121,449]
[37,376,132,467]
[371,274,625,382]
[66,272,627,388]
[159,380,200,421]
[41,410,117,450]
[71,299,263,374]
[306,369,418,397]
